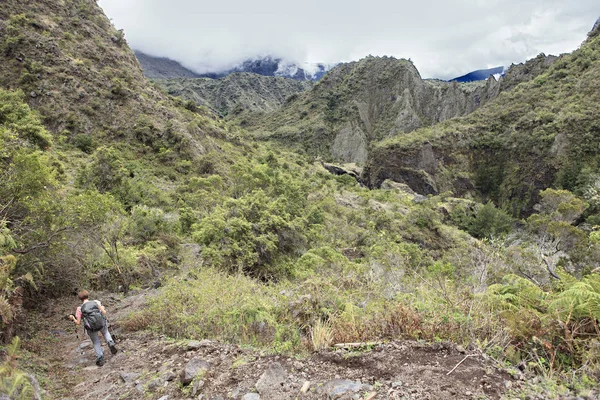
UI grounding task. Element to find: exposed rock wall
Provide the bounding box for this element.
[242,54,556,164]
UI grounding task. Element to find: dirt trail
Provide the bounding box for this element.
[36,291,516,400]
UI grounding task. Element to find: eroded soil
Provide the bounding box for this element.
[28,291,517,400]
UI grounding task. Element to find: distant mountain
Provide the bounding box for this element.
[450,66,505,83]
[134,51,201,79]
[135,51,332,81]
[155,73,313,116]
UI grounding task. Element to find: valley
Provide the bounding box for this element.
[0,1,599,399]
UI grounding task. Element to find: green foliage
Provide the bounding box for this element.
[129,205,175,243]
[73,134,95,153]
[76,146,129,195]
[126,268,299,350]
[193,189,308,279]
[0,337,35,399]
[454,201,514,239]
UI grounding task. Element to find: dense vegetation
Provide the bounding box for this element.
[0,0,599,397]
[155,73,312,117]
[366,24,600,217]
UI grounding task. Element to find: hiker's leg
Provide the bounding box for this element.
[101,322,118,355]
[87,329,103,359]
[100,322,114,346]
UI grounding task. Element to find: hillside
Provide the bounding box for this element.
[155,73,312,116]
[236,54,557,164]
[364,24,600,216]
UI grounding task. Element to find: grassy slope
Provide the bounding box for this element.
[366,27,600,216]
[155,73,312,117]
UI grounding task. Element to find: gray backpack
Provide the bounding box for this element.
[81,301,104,332]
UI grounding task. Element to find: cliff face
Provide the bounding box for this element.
[154,73,313,116]
[238,54,555,164]
[364,28,599,216]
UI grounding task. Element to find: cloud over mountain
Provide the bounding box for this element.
[99,0,600,80]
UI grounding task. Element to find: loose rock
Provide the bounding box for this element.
[119,372,141,384]
[321,380,371,399]
[255,362,288,397]
[181,357,211,386]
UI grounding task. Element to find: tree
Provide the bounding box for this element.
[525,189,588,282]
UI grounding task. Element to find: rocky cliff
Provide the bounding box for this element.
[238,54,556,164]
[155,73,313,116]
[364,24,599,216]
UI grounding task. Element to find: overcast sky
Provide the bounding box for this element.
[98,0,600,80]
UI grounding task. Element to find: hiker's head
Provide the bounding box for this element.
[77,289,89,301]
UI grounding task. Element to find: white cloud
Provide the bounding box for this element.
[98,0,600,79]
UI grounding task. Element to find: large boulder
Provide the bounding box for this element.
[180,357,211,386]
[255,362,288,398]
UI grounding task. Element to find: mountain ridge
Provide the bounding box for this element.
[135,50,331,81]
[235,53,557,164]
[364,23,600,215]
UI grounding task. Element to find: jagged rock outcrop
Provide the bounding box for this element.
[364,22,600,216]
[155,73,312,116]
[239,54,556,164]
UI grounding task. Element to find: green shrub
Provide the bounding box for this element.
[192,189,308,279]
[73,134,95,153]
[468,202,513,239]
[129,205,175,243]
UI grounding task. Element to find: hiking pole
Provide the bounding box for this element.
[65,314,80,340]
[105,317,118,343]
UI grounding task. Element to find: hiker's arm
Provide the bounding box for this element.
[98,302,107,315]
[69,314,81,325]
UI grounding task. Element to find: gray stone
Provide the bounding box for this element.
[163,370,177,381]
[157,397,169,400]
[192,380,205,396]
[322,380,371,399]
[181,357,211,386]
[242,394,261,400]
[147,378,163,392]
[78,341,92,350]
[255,362,288,397]
[187,339,212,351]
[120,372,141,383]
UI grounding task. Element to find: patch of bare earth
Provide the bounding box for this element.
[33,293,514,400]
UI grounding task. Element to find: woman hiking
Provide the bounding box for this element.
[69,290,118,366]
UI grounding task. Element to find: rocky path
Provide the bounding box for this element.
[39,292,516,400]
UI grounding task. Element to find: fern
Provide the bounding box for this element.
[0,337,34,400]
[550,276,600,320]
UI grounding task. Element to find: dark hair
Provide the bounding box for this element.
[78,290,89,301]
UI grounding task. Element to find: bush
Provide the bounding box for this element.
[192,189,308,279]
[73,134,95,153]
[129,205,175,243]
[468,202,513,239]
